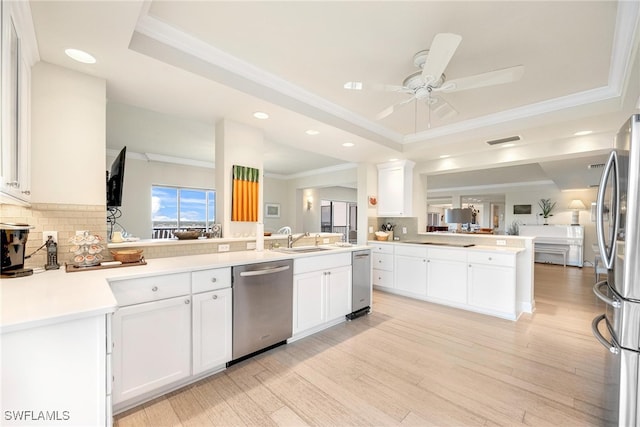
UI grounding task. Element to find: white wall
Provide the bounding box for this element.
[31,62,106,204]
[263,176,292,233]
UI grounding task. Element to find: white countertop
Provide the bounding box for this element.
[369,240,525,254]
[1,245,368,334]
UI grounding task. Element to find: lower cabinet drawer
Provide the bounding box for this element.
[373,268,394,288]
[372,253,394,271]
[109,273,191,306]
[192,267,231,293]
[467,251,515,267]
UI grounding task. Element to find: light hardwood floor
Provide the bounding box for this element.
[115,264,608,426]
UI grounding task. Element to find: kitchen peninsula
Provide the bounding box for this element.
[1,244,366,426]
[370,232,535,321]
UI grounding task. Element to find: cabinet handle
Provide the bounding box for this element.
[469,265,472,268]
[212,294,218,300]
[211,277,217,283]
[185,299,190,304]
[151,286,158,292]
[6,181,19,188]
[21,190,30,195]
[488,257,493,261]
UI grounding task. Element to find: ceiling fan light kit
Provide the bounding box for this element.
[373,32,524,130]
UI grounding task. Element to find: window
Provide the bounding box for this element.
[151,186,216,238]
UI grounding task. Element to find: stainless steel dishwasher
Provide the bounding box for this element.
[231,260,293,363]
[347,249,372,320]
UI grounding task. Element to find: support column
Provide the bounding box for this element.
[215,119,264,238]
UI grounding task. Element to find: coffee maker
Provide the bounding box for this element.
[1,223,34,277]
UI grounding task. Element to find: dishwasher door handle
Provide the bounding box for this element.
[239,265,291,277]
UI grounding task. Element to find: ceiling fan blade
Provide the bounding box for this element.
[436,65,525,93]
[421,33,462,85]
[371,83,413,94]
[430,97,458,120]
[376,97,415,120]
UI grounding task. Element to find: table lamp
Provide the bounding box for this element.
[568,199,586,225]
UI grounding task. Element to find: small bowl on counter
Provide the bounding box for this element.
[111,249,144,264]
[173,231,201,240]
[374,231,389,241]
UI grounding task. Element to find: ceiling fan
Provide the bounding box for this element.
[375,33,525,126]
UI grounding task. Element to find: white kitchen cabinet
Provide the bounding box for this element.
[372,243,395,290]
[192,288,232,375]
[111,295,192,405]
[0,1,36,204]
[427,248,468,305]
[467,252,516,317]
[377,160,415,217]
[293,256,352,338]
[1,315,109,426]
[395,245,428,296]
[325,266,352,321]
[293,270,325,333]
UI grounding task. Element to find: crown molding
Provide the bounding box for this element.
[265,162,358,180]
[427,180,556,194]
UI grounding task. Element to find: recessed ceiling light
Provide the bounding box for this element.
[343,81,363,90]
[342,142,354,147]
[253,111,269,120]
[502,143,515,148]
[439,154,450,159]
[574,130,593,136]
[389,158,398,162]
[305,129,320,136]
[65,48,96,64]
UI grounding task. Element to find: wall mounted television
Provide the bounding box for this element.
[106,146,126,209]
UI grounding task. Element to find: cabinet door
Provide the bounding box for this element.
[293,271,325,334]
[377,166,405,216]
[326,266,352,322]
[1,1,31,204]
[395,255,427,295]
[112,296,191,404]
[468,264,515,315]
[427,259,467,304]
[192,288,232,375]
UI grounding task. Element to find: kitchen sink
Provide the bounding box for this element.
[273,246,333,254]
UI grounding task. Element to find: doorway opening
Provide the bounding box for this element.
[321,200,357,243]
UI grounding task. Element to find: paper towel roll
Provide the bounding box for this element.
[256,223,264,251]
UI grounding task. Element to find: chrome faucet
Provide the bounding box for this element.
[288,232,310,248]
[315,234,321,246]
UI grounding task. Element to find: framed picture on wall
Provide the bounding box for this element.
[513,204,532,214]
[265,203,280,218]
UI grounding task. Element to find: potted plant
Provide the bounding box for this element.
[538,198,556,224]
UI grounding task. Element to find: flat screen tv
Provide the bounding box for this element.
[107,146,126,208]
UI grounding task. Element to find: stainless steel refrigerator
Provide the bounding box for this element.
[592,114,640,426]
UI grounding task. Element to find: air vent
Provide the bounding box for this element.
[588,163,605,169]
[486,135,521,146]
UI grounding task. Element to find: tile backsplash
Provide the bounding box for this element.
[1,203,107,269]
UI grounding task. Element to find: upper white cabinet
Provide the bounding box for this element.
[1,1,38,204]
[377,160,415,217]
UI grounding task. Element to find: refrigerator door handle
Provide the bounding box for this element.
[592,314,620,354]
[593,281,621,308]
[596,150,620,269]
